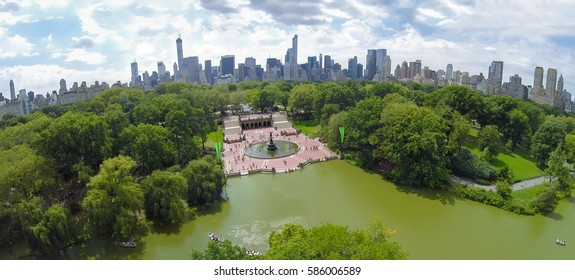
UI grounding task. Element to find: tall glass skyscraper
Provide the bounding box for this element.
[221,55,235,76]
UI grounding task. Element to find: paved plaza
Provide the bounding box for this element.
[221,114,337,176]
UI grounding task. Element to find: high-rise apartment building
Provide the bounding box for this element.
[533,66,544,91]
[409,60,422,79]
[176,36,184,73]
[384,55,391,78]
[546,68,557,96]
[291,35,298,79]
[9,79,15,101]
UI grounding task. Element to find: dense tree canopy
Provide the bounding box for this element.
[370,103,450,188]
[82,156,144,238]
[531,120,567,167]
[120,124,177,172]
[182,155,226,205]
[266,221,406,260]
[141,170,189,224]
[34,111,112,175]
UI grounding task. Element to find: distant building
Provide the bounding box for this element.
[221,55,235,76]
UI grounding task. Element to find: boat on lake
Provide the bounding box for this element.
[208,232,220,243]
[119,241,137,248]
[555,238,566,246]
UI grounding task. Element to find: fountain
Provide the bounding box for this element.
[267,131,278,151]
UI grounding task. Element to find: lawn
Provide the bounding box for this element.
[293,119,321,138]
[463,128,543,181]
[204,126,223,149]
[511,184,545,200]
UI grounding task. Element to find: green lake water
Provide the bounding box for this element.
[58,160,575,260]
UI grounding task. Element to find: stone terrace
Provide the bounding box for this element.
[221,117,337,176]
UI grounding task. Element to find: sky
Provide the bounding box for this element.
[0,0,574,96]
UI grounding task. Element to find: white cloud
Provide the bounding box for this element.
[64,49,106,65]
[0,34,37,58]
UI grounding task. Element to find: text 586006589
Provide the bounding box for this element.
[307,267,361,276]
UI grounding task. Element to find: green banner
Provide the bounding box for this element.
[215,141,222,159]
[339,127,345,144]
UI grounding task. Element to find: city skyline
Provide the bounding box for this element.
[0,1,574,95]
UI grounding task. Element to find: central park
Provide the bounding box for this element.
[2,80,575,260]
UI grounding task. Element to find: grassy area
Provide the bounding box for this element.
[463,128,543,181]
[204,126,223,149]
[511,184,545,200]
[293,119,321,138]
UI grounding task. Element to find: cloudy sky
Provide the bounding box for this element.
[1,0,574,96]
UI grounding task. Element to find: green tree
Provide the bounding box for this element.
[141,170,188,224]
[495,181,513,199]
[182,155,226,205]
[564,134,575,164]
[344,96,385,150]
[533,184,558,214]
[0,145,57,202]
[478,125,500,159]
[34,111,111,175]
[531,120,566,167]
[165,99,203,165]
[229,90,247,114]
[16,198,72,255]
[191,239,250,260]
[370,103,450,189]
[82,156,144,238]
[104,104,131,155]
[447,111,470,153]
[502,109,530,150]
[288,84,317,115]
[367,82,408,99]
[0,112,50,151]
[120,124,177,172]
[325,111,348,150]
[545,144,572,193]
[265,221,406,260]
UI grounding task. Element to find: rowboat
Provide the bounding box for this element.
[556,238,566,246]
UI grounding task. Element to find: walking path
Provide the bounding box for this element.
[451,175,549,191]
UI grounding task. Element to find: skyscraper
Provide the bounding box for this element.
[384,55,391,78]
[488,61,504,93]
[157,61,166,77]
[348,56,358,80]
[205,60,212,85]
[291,35,298,79]
[9,79,15,101]
[409,60,422,79]
[546,68,557,96]
[533,66,544,91]
[324,55,332,71]
[446,64,453,80]
[366,49,377,80]
[221,55,235,76]
[59,79,67,94]
[130,61,139,86]
[176,36,184,73]
[558,74,564,93]
[375,49,387,76]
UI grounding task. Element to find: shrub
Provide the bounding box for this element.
[451,148,496,181]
